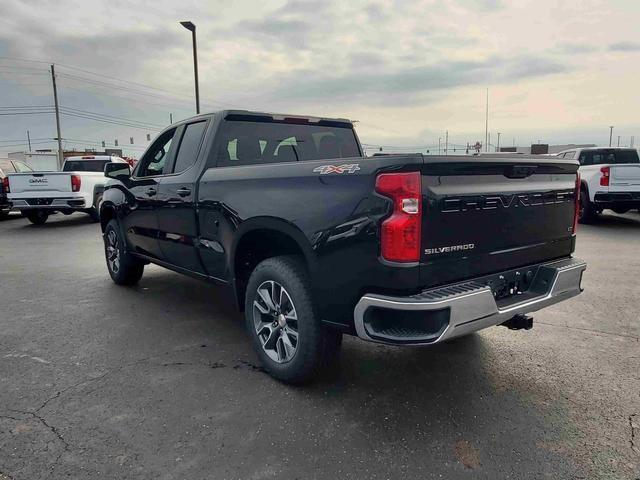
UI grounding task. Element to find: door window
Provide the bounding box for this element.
[137,129,176,177]
[172,121,207,174]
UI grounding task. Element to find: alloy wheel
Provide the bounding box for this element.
[253,280,299,363]
[106,230,120,274]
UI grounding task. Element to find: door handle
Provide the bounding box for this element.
[176,187,191,197]
[146,187,157,197]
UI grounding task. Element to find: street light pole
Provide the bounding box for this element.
[609,126,614,147]
[497,132,501,152]
[445,130,448,156]
[180,21,200,114]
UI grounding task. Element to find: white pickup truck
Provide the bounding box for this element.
[557,147,640,223]
[5,155,129,225]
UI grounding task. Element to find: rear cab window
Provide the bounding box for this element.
[63,160,110,172]
[13,161,32,172]
[579,149,639,166]
[214,117,361,167]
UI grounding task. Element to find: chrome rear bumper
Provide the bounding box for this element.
[353,257,586,345]
[10,198,86,209]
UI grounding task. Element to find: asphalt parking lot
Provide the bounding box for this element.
[0,212,639,480]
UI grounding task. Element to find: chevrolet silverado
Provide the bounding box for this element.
[99,110,587,383]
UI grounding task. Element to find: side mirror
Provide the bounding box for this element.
[104,162,131,181]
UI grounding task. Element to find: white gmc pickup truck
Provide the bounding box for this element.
[4,155,129,225]
[557,147,640,223]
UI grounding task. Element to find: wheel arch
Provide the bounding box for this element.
[231,217,316,310]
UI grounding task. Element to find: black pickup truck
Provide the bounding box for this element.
[100,110,586,383]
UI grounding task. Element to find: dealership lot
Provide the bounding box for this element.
[0,213,638,479]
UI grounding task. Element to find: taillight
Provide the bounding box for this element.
[599,166,610,186]
[2,176,9,193]
[71,174,81,192]
[375,171,422,262]
[573,172,580,233]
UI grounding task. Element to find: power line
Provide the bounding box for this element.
[60,106,165,128]
[60,111,163,131]
[0,111,54,116]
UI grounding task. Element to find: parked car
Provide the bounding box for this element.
[0,158,32,219]
[556,147,640,223]
[100,110,586,383]
[4,155,129,224]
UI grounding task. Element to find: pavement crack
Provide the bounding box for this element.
[630,414,638,452]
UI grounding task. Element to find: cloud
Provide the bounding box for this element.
[264,55,567,106]
[556,43,599,55]
[608,41,640,52]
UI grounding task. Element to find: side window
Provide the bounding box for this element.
[137,129,176,177]
[172,121,207,174]
[579,152,592,166]
[563,151,575,160]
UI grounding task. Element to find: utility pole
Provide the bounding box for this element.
[50,64,63,168]
[484,88,489,152]
[617,135,621,147]
[438,137,441,155]
[27,130,32,152]
[609,126,614,147]
[445,130,449,156]
[170,113,173,124]
[497,132,501,152]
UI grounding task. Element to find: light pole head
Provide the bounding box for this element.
[180,21,196,32]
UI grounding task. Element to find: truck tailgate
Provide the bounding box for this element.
[419,157,578,288]
[610,164,640,189]
[7,172,72,195]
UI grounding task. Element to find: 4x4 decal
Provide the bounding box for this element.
[313,164,361,175]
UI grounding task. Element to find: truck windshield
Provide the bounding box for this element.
[62,160,110,172]
[215,120,361,167]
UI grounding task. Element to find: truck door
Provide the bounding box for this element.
[156,119,209,274]
[123,128,177,259]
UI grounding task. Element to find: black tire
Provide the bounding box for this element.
[104,219,144,285]
[244,255,342,384]
[26,210,49,225]
[578,189,597,224]
[0,211,9,220]
[89,194,102,223]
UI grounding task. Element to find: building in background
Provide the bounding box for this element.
[499,143,597,155]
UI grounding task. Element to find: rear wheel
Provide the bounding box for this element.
[245,256,342,384]
[89,194,103,223]
[104,219,144,285]
[26,210,49,225]
[578,189,597,224]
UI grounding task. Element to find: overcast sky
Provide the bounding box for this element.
[1,0,639,157]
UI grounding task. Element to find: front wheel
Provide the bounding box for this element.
[245,256,342,384]
[26,210,49,225]
[104,219,144,285]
